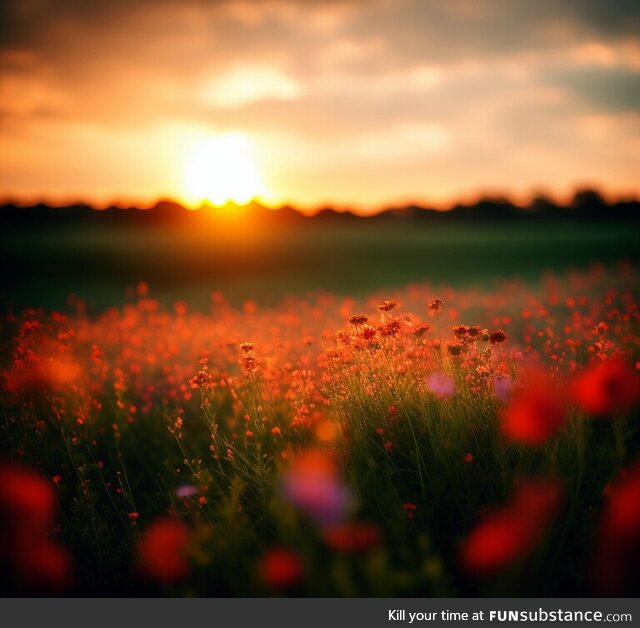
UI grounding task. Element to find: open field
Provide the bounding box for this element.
[1,261,638,596]
[1,220,638,312]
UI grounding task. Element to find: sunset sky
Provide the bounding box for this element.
[1,0,639,212]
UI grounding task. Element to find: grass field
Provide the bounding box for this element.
[0,220,639,597]
[1,220,638,312]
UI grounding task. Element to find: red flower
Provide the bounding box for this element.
[322,522,382,553]
[15,540,73,593]
[572,357,640,417]
[489,329,507,345]
[501,374,567,445]
[0,464,56,540]
[137,518,192,585]
[592,463,640,594]
[460,478,564,576]
[259,548,304,589]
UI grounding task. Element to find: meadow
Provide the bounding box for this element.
[0,224,639,595]
[1,219,638,311]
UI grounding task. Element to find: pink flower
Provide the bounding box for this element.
[175,484,198,499]
[494,375,512,402]
[426,372,455,397]
[280,450,353,525]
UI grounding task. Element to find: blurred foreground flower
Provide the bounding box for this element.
[494,375,512,402]
[259,548,304,590]
[322,522,382,553]
[3,359,81,394]
[572,357,639,417]
[501,372,566,445]
[0,463,72,592]
[280,449,353,525]
[592,463,640,595]
[460,478,564,576]
[137,518,192,585]
[426,372,455,398]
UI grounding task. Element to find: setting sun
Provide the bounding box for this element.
[182,134,267,208]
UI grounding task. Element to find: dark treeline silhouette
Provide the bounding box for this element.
[0,189,638,231]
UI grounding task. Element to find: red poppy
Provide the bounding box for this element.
[460,478,564,576]
[15,540,73,593]
[137,518,192,585]
[501,374,567,445]
[259,548,304,589]
[0,464,56,540]
[572,357,639,417]
[592,463,640,594]
[322,522,382,553]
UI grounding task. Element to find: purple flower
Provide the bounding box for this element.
[494,375,513,402]
[280,473,353,525]
[176,484,198,498]
[426,372,455,397]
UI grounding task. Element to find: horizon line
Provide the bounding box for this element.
[2,185,640,217]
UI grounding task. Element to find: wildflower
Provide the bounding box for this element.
[493,374,513,402]
[426,372,455,397]
[198,496,208,505]
[322,522,382,553]
[349,314,368,326]
[592,463,640,594]
[402,503,417,520]
[271,426,282,436]
[280,449,353,525]
[0,464,56,540]
[175,484,198,499]
[259,548,304,589]
[446,341,465,357]
[489,329,507,345]
[414,324,430,338]
[467,326,481,338]
[460,478,564,575]
[14,540,73,593]
[128,512,140,520]
[377,300,397,312]
[453,325,468,338]
[429,299,443,313]
[501,373,566,445]
[379,319,401,337]
[360,325,377,340]
[241,355,257,372]
[463,453,474,463]
[572,357,639,417]
[239,342,254,353]
[137,518,192,585]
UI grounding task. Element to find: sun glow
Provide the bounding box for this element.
[182,134,267,208]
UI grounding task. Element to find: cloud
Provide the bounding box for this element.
[0,0,638,206]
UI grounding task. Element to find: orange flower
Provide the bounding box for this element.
[377,300,397,312]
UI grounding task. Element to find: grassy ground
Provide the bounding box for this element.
[0,264,638,596]
[1,221,638,311]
